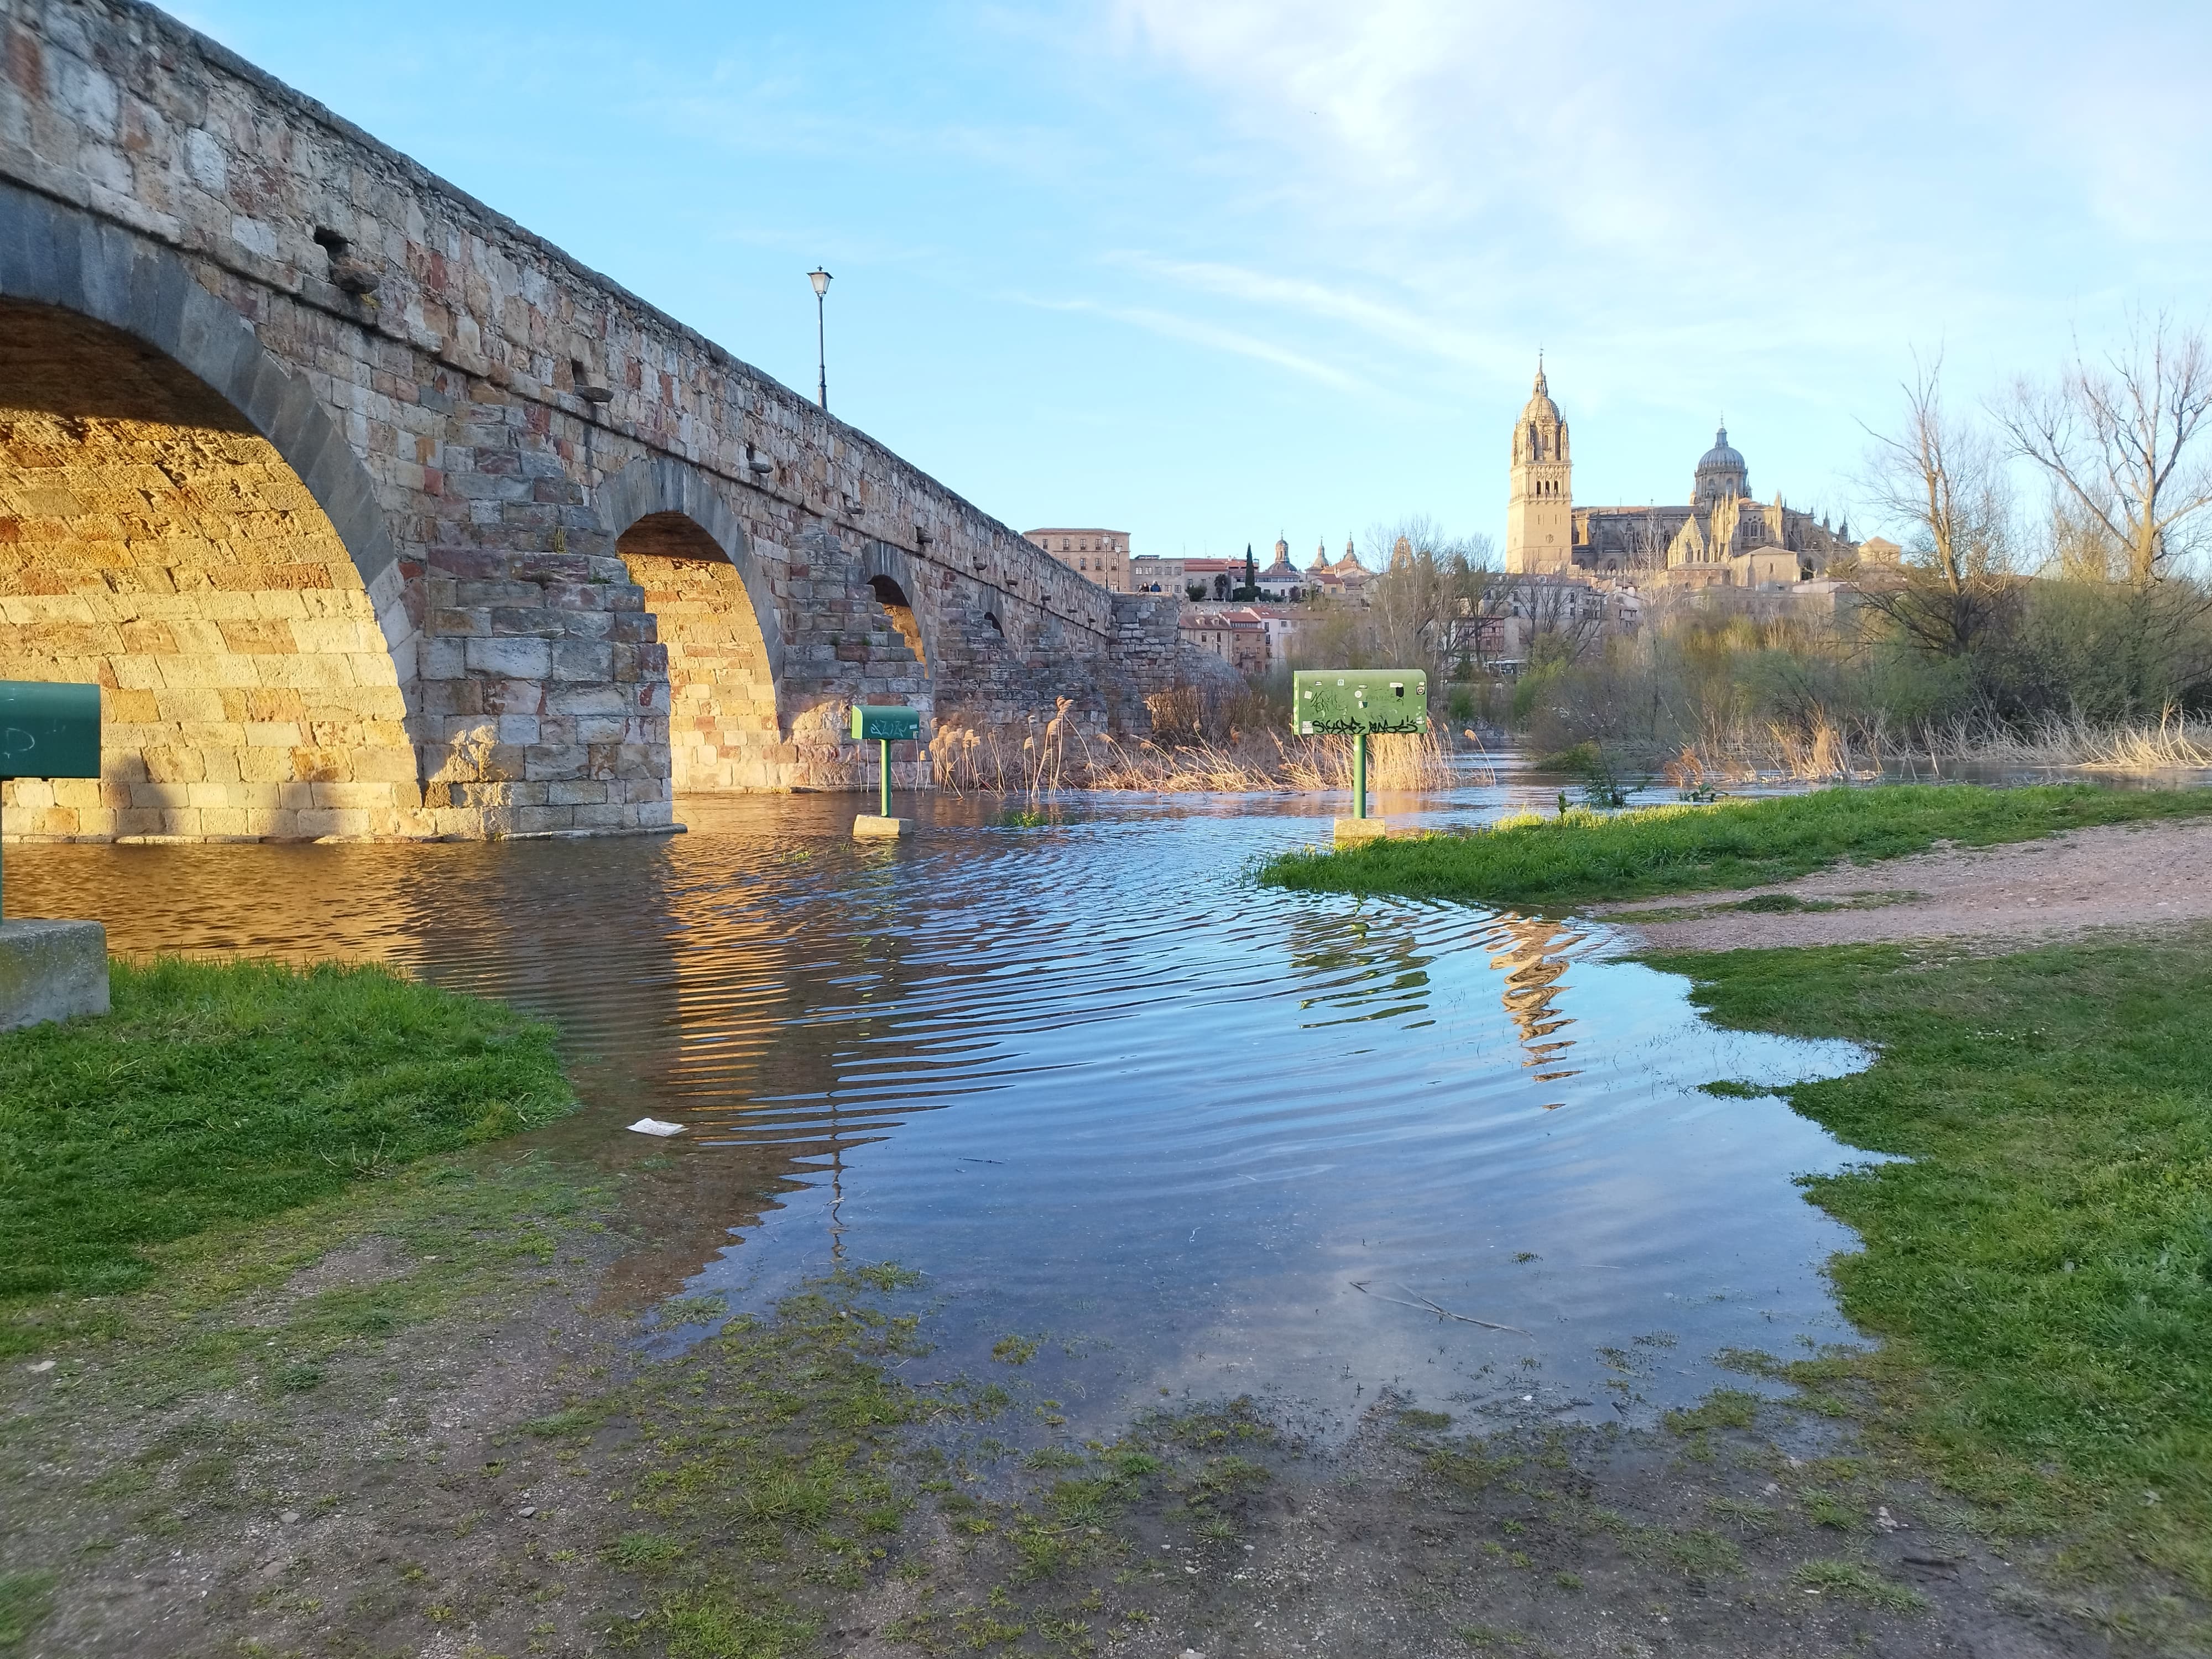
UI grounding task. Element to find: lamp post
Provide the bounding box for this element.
[807,267,832,410]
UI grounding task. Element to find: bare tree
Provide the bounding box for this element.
[1515,576,1608,665]
[1857,353,2017,660]
[2045,494,2119,583]
[1458,573,1607,675]
[1997,311,2212,589]
[1361,517,1495,680]
[1628,505,1671,573]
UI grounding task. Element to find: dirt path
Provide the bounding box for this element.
[1595,816,2212,951]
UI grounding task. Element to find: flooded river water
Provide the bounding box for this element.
[8,773,1876,1440]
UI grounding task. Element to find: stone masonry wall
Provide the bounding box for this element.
[0,299,420,838]
[0,0,1181,839]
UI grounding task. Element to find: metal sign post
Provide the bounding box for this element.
[849,705,922,840]
[0,681,102,919]
[1291,669,1427,844]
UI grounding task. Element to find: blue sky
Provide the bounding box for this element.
[175,0,2212,561]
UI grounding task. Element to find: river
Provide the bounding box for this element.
[6,768,1875,1441]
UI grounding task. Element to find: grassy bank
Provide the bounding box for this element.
[1665,935,2212,1604]
[1259,781,2212,910]
[0,956,574,1350]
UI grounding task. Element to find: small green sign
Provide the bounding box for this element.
[851,705,922,743]
[1292,670,1428,736]
[0,681,101,779]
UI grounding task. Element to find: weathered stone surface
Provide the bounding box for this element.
[851,814,911,839]
[0,0,1182,839]
[0,917,109,1030]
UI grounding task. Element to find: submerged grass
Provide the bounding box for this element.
[0,956,573,1343]
[1653,933,2212,1600]
[1258,781,2212,910]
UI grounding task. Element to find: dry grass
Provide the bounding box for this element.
[1657,707,2212,786]
[1661,712,1891,787]
[926,705,1469,797]
[1929,708,2212,771]
[1090,729,1459,794]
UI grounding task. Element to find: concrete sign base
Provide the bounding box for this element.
[0,920,109,1031]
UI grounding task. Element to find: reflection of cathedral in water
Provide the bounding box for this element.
[1489,916,1588,1104]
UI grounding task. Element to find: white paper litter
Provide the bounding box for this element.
[627,1118,686,1138]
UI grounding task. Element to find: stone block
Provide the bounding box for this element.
[464,635,551,679]
[546,684,629,718]
[853,814,910,838]
[310,781,403,810]
[551,638,612,683]
[1333,817,1390,844]
[0,920,109,1031]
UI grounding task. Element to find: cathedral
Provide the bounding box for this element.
[1503,362,1857,587]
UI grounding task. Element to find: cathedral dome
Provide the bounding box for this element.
[1693,425,1749,503]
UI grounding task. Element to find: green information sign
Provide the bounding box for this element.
[850,705,922,743]
[0,681,102,922]
[1291,669,1426,821]
[849,705,922,821]
[0,681,101,780]
[1291,669,1429,736]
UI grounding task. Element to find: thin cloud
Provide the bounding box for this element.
[1014,294,1371,393]
[1102,253,1512,374]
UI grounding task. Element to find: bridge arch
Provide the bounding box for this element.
[598,457,786,793]
[859,541,931,670]
[0,190,424,838]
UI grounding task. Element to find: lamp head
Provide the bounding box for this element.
[808,268,832,299]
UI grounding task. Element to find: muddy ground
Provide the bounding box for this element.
[1595,816,2212,954]
[0,1143,2175,1659]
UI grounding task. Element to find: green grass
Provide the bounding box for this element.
[0,1572,54,1651]
[1654,933,2212,1597]
[1258,781,2212,910]
[0,956,573,1334]
[1791,1558,1929,1613]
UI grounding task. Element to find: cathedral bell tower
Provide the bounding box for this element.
[1505,358,1573,576]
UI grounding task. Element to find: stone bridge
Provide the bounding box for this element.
[0,0,1178,839]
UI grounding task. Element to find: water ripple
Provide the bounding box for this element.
[7,779,1875,1436]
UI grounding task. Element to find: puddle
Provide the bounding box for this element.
[7,775,1875,1438]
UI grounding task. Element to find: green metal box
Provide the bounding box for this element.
[1292,670,1428,736]
[851,705,922,742]
[0,681,100,779]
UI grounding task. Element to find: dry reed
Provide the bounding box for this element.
[1657,706,2212,785]
[927,705,1470,796]
[1927,708,2212,771]
[1660,711,1888,786]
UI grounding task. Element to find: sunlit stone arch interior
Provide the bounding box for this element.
[613,511,784,794]
[0,300,420,840]
[867,573,926,667]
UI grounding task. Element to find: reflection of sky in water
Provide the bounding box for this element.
[9,769,1875,1438]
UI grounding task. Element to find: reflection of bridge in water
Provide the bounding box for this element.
[1282,905,1593,1109]
[1491,917,1588,1105]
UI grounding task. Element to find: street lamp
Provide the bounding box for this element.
[807,267,832,411]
